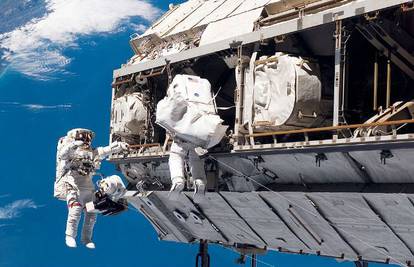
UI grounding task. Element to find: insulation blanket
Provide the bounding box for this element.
[112,93,147,137]
[252,53,322,129]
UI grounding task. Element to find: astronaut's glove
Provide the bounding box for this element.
[110,141,129,153]
[119,142,129,151]
[93,159,102,170]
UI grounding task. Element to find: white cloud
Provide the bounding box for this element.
[0,0,159,80]
[0,102,72,111]
[24,104,72,110]
[130,23,148,33]
[0,199,40,219]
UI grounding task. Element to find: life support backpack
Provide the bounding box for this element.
[156,75,228,149]
[54,136,69,201]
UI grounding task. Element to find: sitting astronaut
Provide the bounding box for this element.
[156,75,228,203]
[54,128,128,249]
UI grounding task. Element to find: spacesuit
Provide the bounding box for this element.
[54,128,128,249]
[169,139,207,203]
[156,75,228,203]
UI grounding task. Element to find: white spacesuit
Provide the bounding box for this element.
[169,140,207,203]
[156,75,228,202]
[54,128,128,249]
[97,175,127,202]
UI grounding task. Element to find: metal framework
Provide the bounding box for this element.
[113,0,410,79]
[109,1,414,266]
[195,240,210,267]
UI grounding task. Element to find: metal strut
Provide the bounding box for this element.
[195,240,210,267]
[251,254,257,267]
[355,261,369,267]
[333,19,342,129]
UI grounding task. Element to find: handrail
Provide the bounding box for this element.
[129,143,162,149]
[261,0,353,26]
[112,75,134,87]
[124,119,414,150]
[244,119,414,138]
[129,140,173,149]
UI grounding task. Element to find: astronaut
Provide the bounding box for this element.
[156,75,228,203]
[54,128,128,249]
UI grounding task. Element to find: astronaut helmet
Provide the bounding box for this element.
[67,128,95,146]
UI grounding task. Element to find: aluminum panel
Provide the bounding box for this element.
[114,0,409,78]
[220,192,308,252]
[186,192,266,246]
[197,0,246,25]
[127,196,181,242]
[200,8,265,46]
[152,191,227,243]
[260,192,357,259]
[146,0,204,37]
[127,193,192,243]
[128,191,414,265]
[261,152,365,184]
[168,0,227,35]
[217,157,272,192]
[350,149,414,183]
[230,0,270,16]
[365,194,414,256]
[308,193,414,264]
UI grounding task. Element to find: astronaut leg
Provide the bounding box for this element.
[168,141,186,200]
[189,149,207,203]
[80,190,97,249]
[65,190,82,248]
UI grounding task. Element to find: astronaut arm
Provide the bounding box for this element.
[96,141,129,160]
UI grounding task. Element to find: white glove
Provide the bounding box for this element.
[111,141,129,152]
[120,142,129,150]
[94,158,102,170]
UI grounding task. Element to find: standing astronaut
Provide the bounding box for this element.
[156,75,228,202]
[168,139,208,202]
[54,128,128,249]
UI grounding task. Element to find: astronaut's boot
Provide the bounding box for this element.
[169,176,185,201]
[65,235,77,248]
[85,242,96,249]
[193,179,206,204]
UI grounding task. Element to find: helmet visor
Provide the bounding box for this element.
[76,131,92,144]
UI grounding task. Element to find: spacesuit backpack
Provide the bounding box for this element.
[156,74,228,149]
[54,136,69,201]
